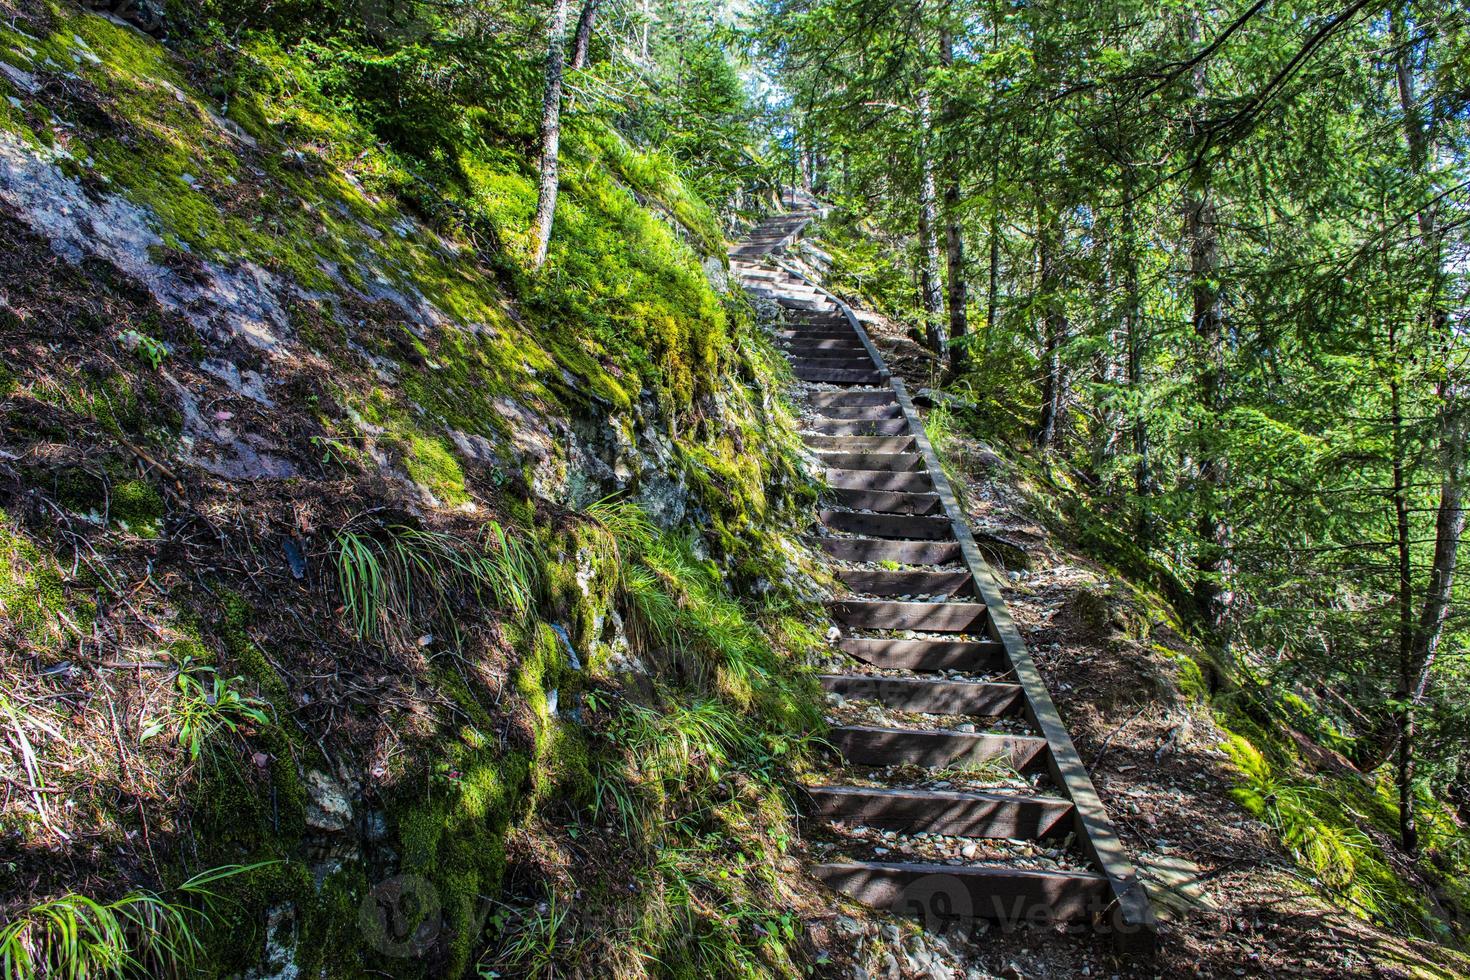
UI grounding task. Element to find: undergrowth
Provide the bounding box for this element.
[0,865,264,979]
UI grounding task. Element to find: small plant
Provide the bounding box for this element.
[140,657,270,760]
[0,864,267,979]
[115,329,168,370]
[480,894,574,980]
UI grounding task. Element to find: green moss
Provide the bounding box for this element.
[111,478,165,535]
[394,747,530,977]
[0,510,94,657]
[403,434,470,507]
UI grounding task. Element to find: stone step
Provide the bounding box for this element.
[835,568,972,596]
[812,863,1111,925]
[810,404,905,421]
[806,418,910,437]
[804,435,917,453]
[819,510,954,541]
[827,725,1049,771]
[808,391,898,408]
[817,452,923,472]
[829,488,939,514]
[827,599,989,633]
[820,675,1023,715]
[839,637,1008,672]
[806,785,1073,840]
[816,537,958,565]
[794,367,886,385]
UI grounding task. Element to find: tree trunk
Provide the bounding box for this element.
[1386,6,1459,855]
[570,0,600,70]
[1185,18,1231,632]
[985,179,1000,350]
[916,88,948,373]
[532,0,572,269]
[1121,182,1154,541]
[939,26,968,372]
[1034,208,1065,450]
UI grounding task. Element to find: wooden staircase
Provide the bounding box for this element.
[731,206,1157,952]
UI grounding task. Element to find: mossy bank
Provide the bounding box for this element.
[0,1,831,975]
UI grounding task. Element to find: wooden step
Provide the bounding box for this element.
[778,296,831,311]
[807,418,910,437]
[805,435,917,453]
[785,345,871,360]
[813,862,1111,925]
[795,367,885,385]
[811,404,905,421]
[806,785,1073,840]
[784,338,869,352]
[828,725,1049,771]
[827,599,988,633]
[829,488,939,514]
[791,358,878,373]
[838,637,1008,673]
[836,568,973,596]
[819,510,954,541]
[808,391,898,407]
[825,470,932,494]
[816,537,958,565]
[817,452,922,472]
[820,675,1023,715]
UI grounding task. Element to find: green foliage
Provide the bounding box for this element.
[139,658,271,761]
[0,864,266,980]
[333,520,539,648]
[115,330,168,371]
[1223,735,1428,929]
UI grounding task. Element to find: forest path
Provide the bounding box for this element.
[730,205,1157,953]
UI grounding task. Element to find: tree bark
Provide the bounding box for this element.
[1121,182,1155,541]
[570,0,600,70]
[939,26,968,372]
[1385,6,1459,855]
[1185,16,1231,632]
[532,0,572,269]
[1034,207,1065,450]
[916,87,948,373]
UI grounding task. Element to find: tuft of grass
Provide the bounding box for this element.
[0,864,267,979]
[583,496,658,560]
[480,893,576,980]
[333,519,539,649]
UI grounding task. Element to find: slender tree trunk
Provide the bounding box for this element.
[1400,401,1467,855]
[1034,207,1065,450]
[570,0,600,70]
[1121,182,1154,541]
[916,88,948,373]
[939,26,968,373]
[532,0,572,269]
[983,1,1002,354]
[1185,18,1231,632]
[985,175,1000,351]
[1387,5,1459,856]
